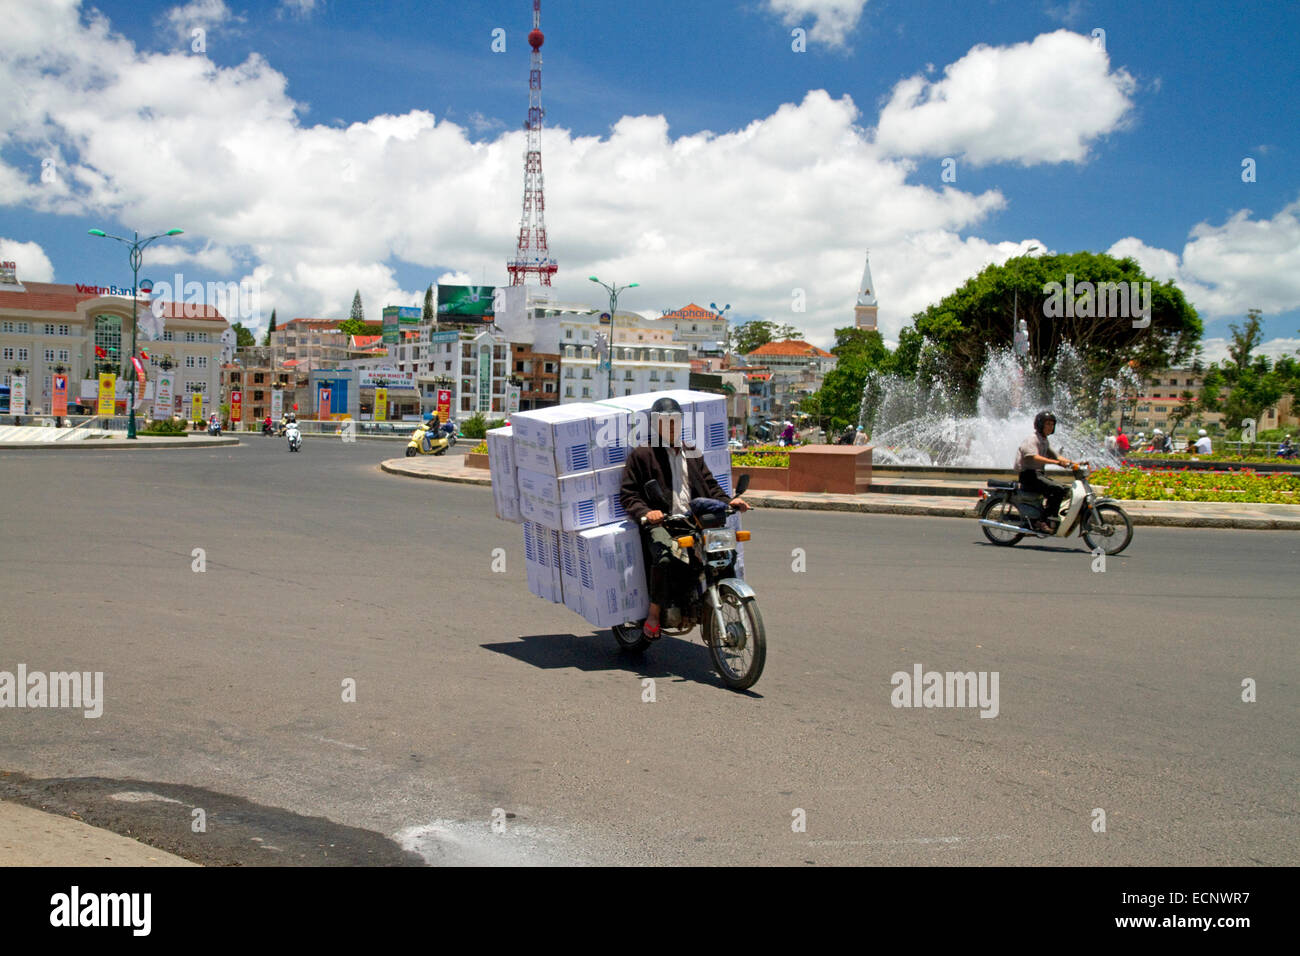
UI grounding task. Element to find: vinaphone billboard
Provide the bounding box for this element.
[436,284,495,321]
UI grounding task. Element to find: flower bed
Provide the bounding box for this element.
[1128,452,1296,464]
[1092,467,1300,504]
[733,451,789,468]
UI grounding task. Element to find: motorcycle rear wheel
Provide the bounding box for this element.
[980,498,1025,546]
[705,583,765,691]
[612,622,650,654]
[1082,502,1133,555]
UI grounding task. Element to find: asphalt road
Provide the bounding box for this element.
[0,436,1295,865]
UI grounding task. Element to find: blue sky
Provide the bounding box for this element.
[2,0,1298,360]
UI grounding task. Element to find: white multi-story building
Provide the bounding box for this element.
[663,302,728,358]
[557,310,690,403]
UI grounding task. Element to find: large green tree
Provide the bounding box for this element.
[803,326,894,432]
[422,284,435,324]
[230,322,256,347]
[898,251,1201,402]
[349,290,365,322]
[262,309,277,346]
[1199,310,1286,432]
[733,319,803,356]
[338,318,369,337]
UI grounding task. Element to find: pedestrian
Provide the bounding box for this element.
[1116,427,1130,453]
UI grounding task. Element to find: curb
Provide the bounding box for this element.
[378,460,491,486]
[377,459,1300,530]
[0,436,240,450]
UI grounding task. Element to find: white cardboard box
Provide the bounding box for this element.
[515,466,598,506]
[573,520,648,627]
[509,404,597,475]
[519,488,607,532]
[487,426,521,522]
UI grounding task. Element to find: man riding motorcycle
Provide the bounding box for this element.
[1014,411,1081,533]
[619,396,751,640]
[423,412,441,452]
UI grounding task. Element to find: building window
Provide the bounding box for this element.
[565,368,574,378]
[186,356,196,368]
[59,324,70,336]
[666,372,675,382]
[649,371,659,381]
[624,388,632,396]
[624,370,633,381]
[1,348,11,361]
[44,349,55,362]
[197,356,207,368]
[0,322,10,333]
[58,349,70,362]
[44,323,55,335]
[184,332,196,343]
[581,387,590,398]
[565,386,573,397]
[94,315,122,365]
[582,368,591,379]
[565,328,573,339]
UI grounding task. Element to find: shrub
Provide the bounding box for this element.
[1092,467,1300,503]
[470,441,488,455]
[461,412,488,439]
[486,418,507,431]
[733,451,788,468]
[140,418,188,436]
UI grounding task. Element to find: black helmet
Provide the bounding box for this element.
[1034,410,1057,434]
[650,396,683,417]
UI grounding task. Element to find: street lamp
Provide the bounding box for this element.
[589,276,638,399]
[709,302,732,366]
[88,226,184,438]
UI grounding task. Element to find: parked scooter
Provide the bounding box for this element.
[611,474,765,691]
[977,463,1133,554]
[286,420,302,452]
[405,420,455,457]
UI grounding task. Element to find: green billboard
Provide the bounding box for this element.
[437,285,495,321]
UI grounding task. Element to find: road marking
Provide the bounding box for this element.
[307,735,367,751]
[109,791,183,804]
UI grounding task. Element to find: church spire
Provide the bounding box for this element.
[854,251,879,330]
[856,251,878,307]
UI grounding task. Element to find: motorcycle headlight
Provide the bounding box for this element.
[702,529,737,553]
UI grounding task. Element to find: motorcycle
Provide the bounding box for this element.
[611,474,766,691]
[286,421,302,452]
[207,419,222,436]
[977,464,1133,554]
[263,421,274,436]
[405,420,456,457]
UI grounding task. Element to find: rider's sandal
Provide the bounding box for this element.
[643,622,662,641]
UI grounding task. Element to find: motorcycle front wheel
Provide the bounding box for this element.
[705,582,766,691]
[405,446,416,457]
[980,498,1025,546]
[1082,502,1133,555]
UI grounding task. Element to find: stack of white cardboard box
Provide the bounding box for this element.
[487,390,740,628]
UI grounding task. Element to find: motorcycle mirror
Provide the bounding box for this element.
[734,473,750,496]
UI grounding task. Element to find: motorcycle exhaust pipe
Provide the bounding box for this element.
[979,518,1035,535]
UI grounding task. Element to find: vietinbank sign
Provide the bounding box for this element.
[75,282,139,296]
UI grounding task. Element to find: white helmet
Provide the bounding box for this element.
[1153,428,1163,435]
[1198,428,1208,436]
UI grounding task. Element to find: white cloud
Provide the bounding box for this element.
[279,0,320,17]
[763,0,869,49]
[875,30,1136,166]
[0,237,55,282]
[1109,198,1300,320]
[163,0,240,48]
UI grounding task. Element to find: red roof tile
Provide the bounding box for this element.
[744,340,834,358]
[0,281,227,320]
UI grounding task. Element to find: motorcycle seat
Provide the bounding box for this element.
[987,479,1018,490]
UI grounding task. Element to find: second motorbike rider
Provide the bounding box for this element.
[1014,410,1081,533]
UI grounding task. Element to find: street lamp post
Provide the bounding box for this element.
[709,302,732,366]
[589,276,638,399]
[88,226,183,438]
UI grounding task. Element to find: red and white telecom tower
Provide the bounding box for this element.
[506,0,558,286]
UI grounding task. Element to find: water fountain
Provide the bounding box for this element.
[860,342,1117,469]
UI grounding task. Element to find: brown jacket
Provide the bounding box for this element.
[619,444,730,524]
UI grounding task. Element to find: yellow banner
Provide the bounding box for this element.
[191,392,204,422]
[97,374,116,416]
[375,387,387,422]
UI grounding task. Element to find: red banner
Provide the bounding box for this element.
[231,389,242,422]
[318,387,332,420]
[52,374,68,416]
[436,388,451,422]
[131,356,146,382]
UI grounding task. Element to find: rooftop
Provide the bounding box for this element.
[743,340,834,359]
